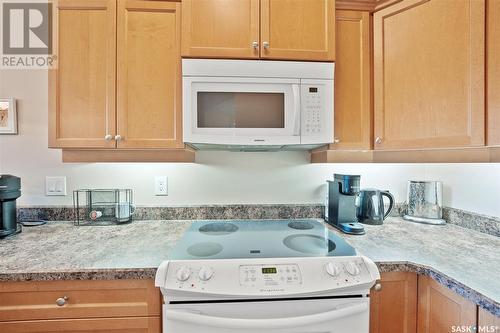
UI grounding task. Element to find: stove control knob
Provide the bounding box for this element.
[198,267,214,281]
[176,266,191,282]
[325,263,341,277]
[345,262,360,276]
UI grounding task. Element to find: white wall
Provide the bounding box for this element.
[1,70,499,217]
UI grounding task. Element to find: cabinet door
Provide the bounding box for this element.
[478,307,500,332]
[260,0,335,61]
[370,272,417,333]
[373,0,485,149]
[332,10,371,149]
[488,0,500,146]
[0,279,160,321]
[181,0,260,59]
[417,275,476,333]
[49,0,116,148]
[116,0,183,149]
[0,317,160,333]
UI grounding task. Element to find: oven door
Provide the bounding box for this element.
[164,297,369,333]
[183,77,301,145]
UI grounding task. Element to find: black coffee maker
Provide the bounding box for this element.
[0,175,21,238]
[326,174,365,235]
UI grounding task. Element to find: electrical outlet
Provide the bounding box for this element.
[155,176,168,196]
[46,176,67,196]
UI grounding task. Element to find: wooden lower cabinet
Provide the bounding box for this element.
[370,272,417,333]
[0,279,161,333]
[0,317,160,333]
[417,275,476,333]
[478,307,500,331]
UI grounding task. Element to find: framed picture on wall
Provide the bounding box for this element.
[0,98,17,134]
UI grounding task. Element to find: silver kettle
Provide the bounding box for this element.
[356,189,395,225]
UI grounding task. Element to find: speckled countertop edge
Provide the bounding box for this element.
[0,268,157,282]
[1,260,496,316]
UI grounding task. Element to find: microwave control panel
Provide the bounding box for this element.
[300,79,333,144]
[303,86,323,135]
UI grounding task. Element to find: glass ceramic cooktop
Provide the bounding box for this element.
[168,219,356,260]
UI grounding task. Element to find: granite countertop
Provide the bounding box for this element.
[327,218,500,316]
[0,218,498,316]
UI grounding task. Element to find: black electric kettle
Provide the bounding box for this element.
[356,189,395,225]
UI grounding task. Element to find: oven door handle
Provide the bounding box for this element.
[292,84,301,136]
[167,301,367,329]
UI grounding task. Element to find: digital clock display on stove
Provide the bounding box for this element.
[262,267,277,274]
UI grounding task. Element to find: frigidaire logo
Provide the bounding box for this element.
[1,1,55,68]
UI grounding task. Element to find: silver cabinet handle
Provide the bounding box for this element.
[252,41,259,49]
[375,137,383,144]
[333,137,341,144]
[115,135,122,141]
[56,296,68,306]
[104,134,112,141]
[374,283,382,291]
[263,41,270,49]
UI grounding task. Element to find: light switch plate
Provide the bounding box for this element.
[46,176,67,196]
[155,176,168,196]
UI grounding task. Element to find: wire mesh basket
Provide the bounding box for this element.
[73,189,135,226]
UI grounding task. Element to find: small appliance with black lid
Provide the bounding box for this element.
[0,174,21,238]
[325,174,365,235]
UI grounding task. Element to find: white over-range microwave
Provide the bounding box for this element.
[182,59,334,151]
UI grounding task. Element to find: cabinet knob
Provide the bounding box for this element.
[263,41,270,49]
[252,41,259,49]
[56,296,68,306]
[104,134,112,141]
[115,135,122,141]
[375,137,383,144]
[334,137,341,144]
[374,283,382,291]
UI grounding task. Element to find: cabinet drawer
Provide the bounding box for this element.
[0,280,160,322]
[0,316,160,333]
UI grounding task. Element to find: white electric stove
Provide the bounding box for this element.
[155,219,380,333]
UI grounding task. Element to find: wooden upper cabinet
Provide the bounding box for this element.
[117,0,183,149]
[374,0,485,150]
[370,272,417,333]
[488,0,500,146]
[49,0,117,149]
[417,275,476,333]
[260,0,335,61]
[181,0,260,59]
[332,10,371,149]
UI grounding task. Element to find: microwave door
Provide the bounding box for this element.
[183,77,301,146]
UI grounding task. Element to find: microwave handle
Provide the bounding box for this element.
[292,84,301,136]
